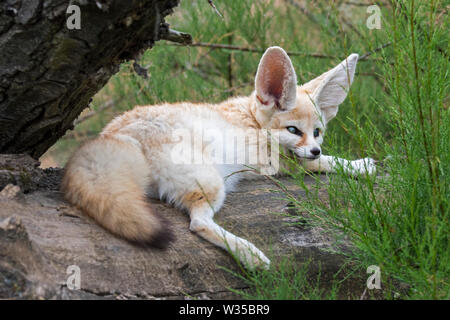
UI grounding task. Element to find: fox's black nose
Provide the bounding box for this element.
[310,148,321,156]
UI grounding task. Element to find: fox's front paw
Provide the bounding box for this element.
[250,252,271,270]
[236,241,271,270]
[350,157,376,176]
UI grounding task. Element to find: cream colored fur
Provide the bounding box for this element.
[62,47,375,269]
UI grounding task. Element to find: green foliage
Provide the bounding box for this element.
[222,257,342,300]
[280,0,449,299]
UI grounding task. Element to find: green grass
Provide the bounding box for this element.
[276,1,449,299]
[222,257,342,300]
[45,0,449,299]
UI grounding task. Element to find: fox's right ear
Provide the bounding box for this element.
[255,47,297,112]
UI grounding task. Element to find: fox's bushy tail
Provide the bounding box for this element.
[61,137,174,248]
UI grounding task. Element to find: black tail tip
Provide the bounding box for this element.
[130,215,175,250]
[149,226,175,249]
[130,228,175,250]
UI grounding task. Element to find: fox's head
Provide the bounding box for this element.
[251,46,358,160]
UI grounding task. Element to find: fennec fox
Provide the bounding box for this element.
[62,47,375,269]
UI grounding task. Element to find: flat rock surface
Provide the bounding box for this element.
[0,154,355,300]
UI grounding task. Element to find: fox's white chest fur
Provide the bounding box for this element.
[62,47,375,269]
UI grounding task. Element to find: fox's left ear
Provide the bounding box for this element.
[303,53,359,123]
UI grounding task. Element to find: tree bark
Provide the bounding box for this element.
[0,0,180,158]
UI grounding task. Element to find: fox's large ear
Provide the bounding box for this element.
[302,53,359,123]
[255,46,297,111]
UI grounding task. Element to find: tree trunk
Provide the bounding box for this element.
[0,0,180,159]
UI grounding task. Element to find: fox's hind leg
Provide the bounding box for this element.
[169,166,270,269]
[189,201,271,270]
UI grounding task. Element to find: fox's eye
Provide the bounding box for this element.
[287,126,303,136]
[314,128,320,138]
